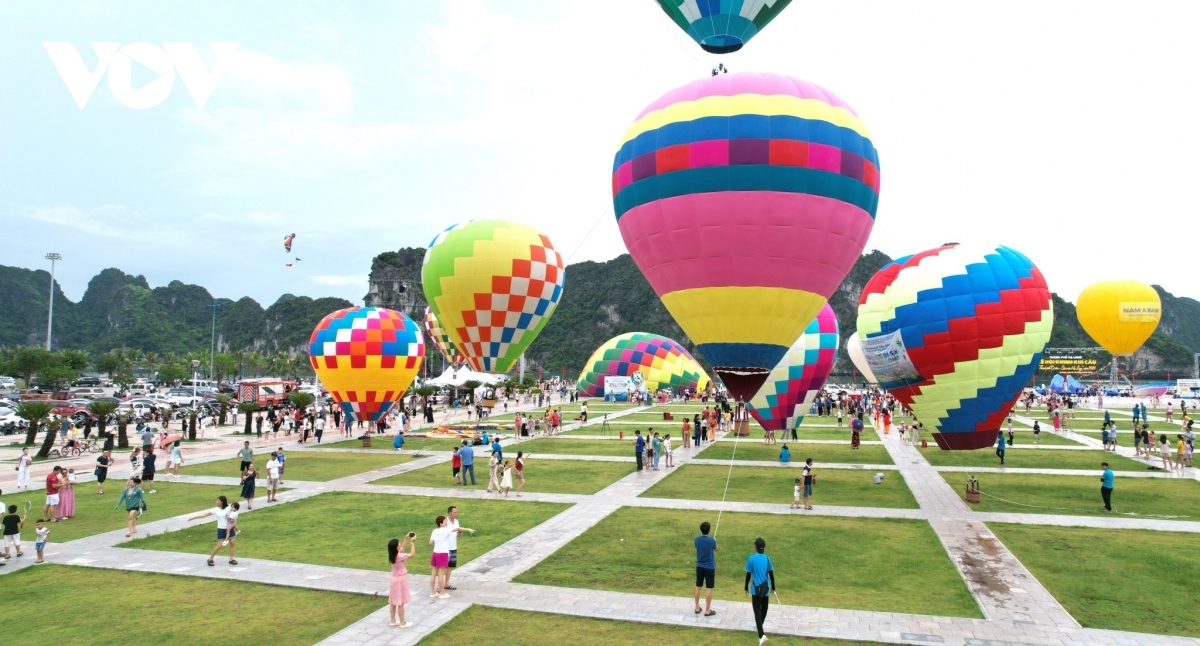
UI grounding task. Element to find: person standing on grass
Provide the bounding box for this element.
[514,451,529,496]
[850,416,862,449]
[457,442,476,486]
[237,442,254,474]
[314,415,325,443]
[1100,462,1114,512]
[486,451,501,494]
[265,452,281,503]
[652,432,664,470]
[693,521,717,617]
[634,430,645,471]
[1158,434,1173,470]
[187,495,237,566]
[499,461,514,497]
[240,463,257,509]
[745,537,776,646]
[33,518,48,564]
[114,477,145,537]
[428,515,456,598]
[995,431,1006,466]
[664,434,674,467]
[387,534,415,628]
[1175,435,1187,470]
[276,447,287,484]
[802,458,815,510]
[95,450,113,494]
[142,448,157,494]
[43,466,63,523]
[443,505,475,591]
[682,418,691,449]
[2,504,25,558]
[450,447,462,485]
[1166,402,1174,423]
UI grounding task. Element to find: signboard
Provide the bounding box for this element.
[861,331,922,387]
[1038,351,1099,375]
[1118,302,1161,322]
[603,375,631,401]
[1177,379,1200,398]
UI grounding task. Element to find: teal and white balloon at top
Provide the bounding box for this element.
[654,0,794,54]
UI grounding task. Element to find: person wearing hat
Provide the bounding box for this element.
[744,537,776,645]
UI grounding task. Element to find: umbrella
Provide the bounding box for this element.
[158,433,183,450]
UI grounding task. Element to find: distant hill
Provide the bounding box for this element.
[0,265,352,354]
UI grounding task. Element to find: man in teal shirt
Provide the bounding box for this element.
[1100,462,1114,512]
[995,431,1006,466]
[744,537,775,645]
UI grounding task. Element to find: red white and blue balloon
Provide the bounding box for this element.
[747,304,839,432]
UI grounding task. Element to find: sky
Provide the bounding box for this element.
[2,1,1199,308]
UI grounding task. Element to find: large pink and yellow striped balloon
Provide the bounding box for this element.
[612,72,879,401]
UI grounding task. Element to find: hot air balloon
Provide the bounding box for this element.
[423,307,464,365]
[655,0,793,54]
[856,244,1053,450]
[422,220,565,374]
[845,333,877,384]
[308,307,424,422]
[612,72,880,402]
[577,332,712,398]
[747,304,839,433]
[1076,281,1161,368]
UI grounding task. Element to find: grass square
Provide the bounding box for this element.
[180,451,412,481]
[515,507,979,617]
[920,446,1145,470]
[697,441,893,465]
[511,438,635,457]
[0,565,380,645]
[372,458,634,495]
[640,464,917,509]
[940,472,1200,518]
[988,524,1200,637]
[124,491,568,573]
[421,605,891,645]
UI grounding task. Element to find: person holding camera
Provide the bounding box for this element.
[388,533,416,628]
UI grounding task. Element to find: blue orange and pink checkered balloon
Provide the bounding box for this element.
[747,304,839,432]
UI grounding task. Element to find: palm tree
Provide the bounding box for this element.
[86,400,120,439]
[17,400,54,446]
[237,401,259,434]
[117,412,131,448]
[188,408,198,441]
[288,391,316,416]
[37,417,64,458]
[214,394,233,425]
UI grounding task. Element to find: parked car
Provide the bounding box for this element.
[69,387,106,399]
[0,376,16,388]
[165,388,203,407]
[47,400,95,425]
[73,376,102,387]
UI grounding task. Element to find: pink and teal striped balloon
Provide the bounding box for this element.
[747,304,840,432]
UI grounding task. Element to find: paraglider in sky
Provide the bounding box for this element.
[423,306,464,366]
[308,307,424,422]
[747,304,839,433]
[655,0,793,54]
[856,244,1053,450]
[422,220,565,374]
[1075,281,1161,359]
[612,72,880,401]
[845,332,877,384]
[577,332,711,398]
[283,233,295,253]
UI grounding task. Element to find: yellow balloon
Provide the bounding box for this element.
[1076,281,1161,356]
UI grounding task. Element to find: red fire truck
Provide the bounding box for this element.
[237,379,298,409]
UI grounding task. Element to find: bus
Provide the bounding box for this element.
[237,379,299,408]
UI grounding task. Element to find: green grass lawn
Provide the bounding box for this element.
[312,436,494,452]
[993,430,1089,446]
[920,446,1145,471]
[989,524,1200,637]
[0,480,256,543]
[516,507,978,617]
[126,491,568,573]
[697,441,893,465]
[640,464,916,508]
[942,472,1200,518]
[512,438,637,457]
[180,451,412,481]
[0,565,379,645]
[372,458,633,494]
[422,605,891,645]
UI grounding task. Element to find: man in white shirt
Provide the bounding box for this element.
[265,452,281,503]
[443,505,474,590]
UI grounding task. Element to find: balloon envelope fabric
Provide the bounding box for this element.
[748,304,839,432]
[308,307,424,422]
[577,332,712,398]
[654,0,793,54]
[856,244,1053,450]
[424,307,464,365]
[1075,280,1161,356]
[845,332,877,384]
[421,220,565,374]
[612,72,879,401]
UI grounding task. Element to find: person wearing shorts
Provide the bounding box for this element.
[238,442,253,473]
[451,449,462,485]
[43,466,63,523]
[802,459,814,510]
[429,515,454,598]
[2,504,24,558]
[443,505,474,591]
[693,521,717,616]
[265,453,281,503]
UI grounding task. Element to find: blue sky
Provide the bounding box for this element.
[2,1,1199,307]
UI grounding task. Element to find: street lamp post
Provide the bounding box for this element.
[44,253,62,350]
[209,300,228,380]
[191,359,201,403]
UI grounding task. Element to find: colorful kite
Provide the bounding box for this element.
[423,306,464,365]
[612,72,880,401]
[421,220,565,373]
[655,0,793,54]
[747,304,839,432]
[577,332,711,397]
[308,307,424,422]
[1075,281,1161,358]
[856,244,1053,450]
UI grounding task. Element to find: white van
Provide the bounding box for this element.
[181,379,216,390]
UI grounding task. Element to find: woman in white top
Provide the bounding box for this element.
[187,495,237,566]
[428,515,471,598]
[16,448,32,491]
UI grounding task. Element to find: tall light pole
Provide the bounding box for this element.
[209,300,229,379]
[44,253,62,350]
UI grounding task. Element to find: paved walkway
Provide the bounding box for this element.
[6,401,1200,646]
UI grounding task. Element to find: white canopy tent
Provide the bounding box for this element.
[422,366,506,387]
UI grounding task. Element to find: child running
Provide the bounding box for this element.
[114,477,145,537]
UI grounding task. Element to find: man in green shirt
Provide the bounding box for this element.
[651,433,664,470]
[238,442,254,473]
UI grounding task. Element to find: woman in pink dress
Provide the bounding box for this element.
[57,468,77,519]
[388,534,416,628]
